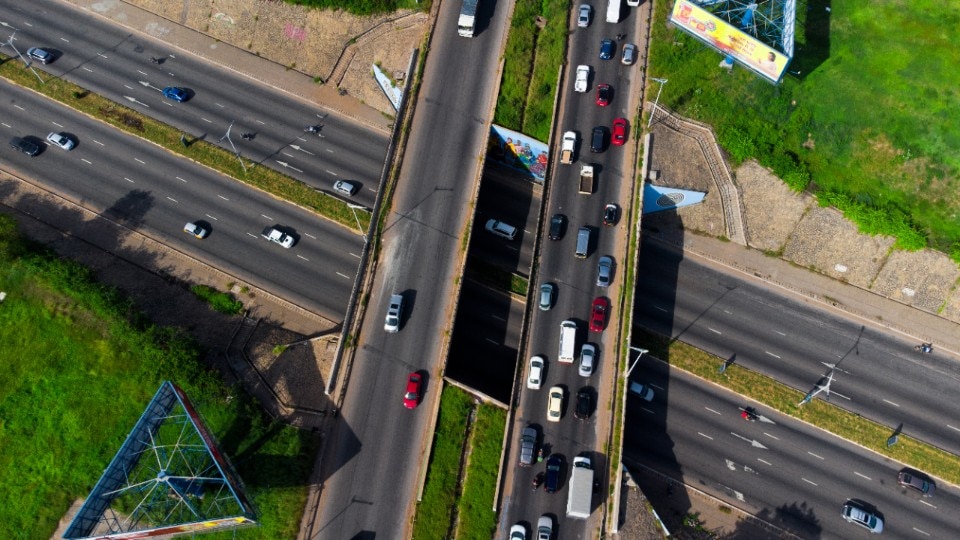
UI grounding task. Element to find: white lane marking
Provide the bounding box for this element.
[698,432,714,441]
[491,315,506,322]
[708,327,722,335]
[724,459,736,470]
[882,398,900,407]
[367,187,377,192]
[326,148,335,153]
[256,120,266,125]
[650,383,664,390]
[123,84,134,90]
[246,232,259,240]
[260,214,273,221]
[485,338,498,345]
[81,158,92,165]
[350,252,361,259]
[919,500,936,509]
[97,52,109,58]
[123,177,134,183]
[217,195,229,201]
[201,117,213,124]
[92,139,105,146]
[807,451,824,460]
[854,472,871,481]
[60,37,70,43]
[912,527,931,536]
[947,425,960,433]
[13,104,25,111]
[326,170,338,176]
[52,121,64,128]
[281,151,294,157]
[763,433,779,441]
[166,197,178,203]
[0,123,9,128]
[336,272,350,279]
[205,214,218,221]
[83,66,94,73]
[831,391,851,401]
[176,176,187,182]
[297,255,309,261]
[723,309,732,314]
[765,351,781,358]
[775,330,786,336]
[654,305,668,312]
[215,103,225,108]
[801,478,817,486]
[757,458,772,466]
[704,407,722,415]
[134,158,145,164]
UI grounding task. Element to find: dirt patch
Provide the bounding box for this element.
[736,161,812,253]
[870,248,960,312]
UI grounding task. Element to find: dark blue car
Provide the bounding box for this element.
[162,86,188,102]
[545,454,563,493]
[599,39,615,60]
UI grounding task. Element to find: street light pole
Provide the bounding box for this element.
[0,21,44,84]
[626,346,648,377]
[347,204,368,243]
[647,78,668,128]
[218,120,248,173]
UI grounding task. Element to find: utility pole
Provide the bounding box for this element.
[218,120,248,173]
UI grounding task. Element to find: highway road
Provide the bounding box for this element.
[472,167,542,276]
[634,239,960,456]
[624,353,959,539]
[306,0,513,536]
[0,78,362,319]
[502,3,646,536]
[0,0,388,208]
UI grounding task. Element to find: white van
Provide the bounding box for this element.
[606,0,620,23]
[575,227,591,258]
[559,320,577,363]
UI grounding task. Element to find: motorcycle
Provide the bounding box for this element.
[916,343,934,354]
[532,473,544,491]
[741,407,758,422]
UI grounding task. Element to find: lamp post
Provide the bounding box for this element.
[627,346,648,377]
[347,204,367,243]
[1,21,44,84]
[647,78,668,128]
[218,120,248,173]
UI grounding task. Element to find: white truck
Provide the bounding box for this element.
[574,65,589,93]
[458,0,479,37]
[559,320,577,363]
[560,131,577,165]
[566,456,593,519]
[606,0,620,23]
[579,164,595,195]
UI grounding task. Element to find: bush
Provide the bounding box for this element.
[191,285,244,314]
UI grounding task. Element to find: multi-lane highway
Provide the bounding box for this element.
[634,240,960,456]
[624,353,958,539]
[1,79,361,318]
[1,0,388,208]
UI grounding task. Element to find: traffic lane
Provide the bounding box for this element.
[0,80,361,319]
[472,167,540,275]
[632,240,960,454]
[624,357,960,539]
[1,0,388,207]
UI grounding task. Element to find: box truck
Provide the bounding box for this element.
[566,456,594,519]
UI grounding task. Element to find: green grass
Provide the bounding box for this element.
[454,402,505,540]
[413,385,474,539]
[191,284,245,314]
[648,0,960,258]
[285,0,427,16]
[0,58,370,234]
[636,328,960,485]
[0,216,318,538]
[465,256,529,296]
[495,0,570,141]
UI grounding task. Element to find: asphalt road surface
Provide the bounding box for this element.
[0,0,388,208]
[634,239,960,456]
[0,78,362,319]
[307,0,513,536]
[624,354,959,539]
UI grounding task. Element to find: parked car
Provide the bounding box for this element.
[519,426,537,466]
[510,523,527,540]
[547,386,564,422]
[485,219,517,240]
[46,132,75,150]
[897,469,935,497]
[544,455,562,493]
[27,47,52,64]
[537,514,553,539]
[575,387,592,419]
[621,43,637,65]
[599,39,615,60]
[595,83,612,106]
[402,372,422,409]
[384,293,404,333]
[539,283,555,311]
[162,86,189,102]
[183,222,209,239]
[603,203,619,226]
[840,501,883,533]
[578,343,595,377]
[8,136,40,156]
[333,180,357,196]
[577,4,592,28]
[589,297,608,332]
[261,226,294,248]
[611,117,628,146]
[527,356,545,390]
[590,126,606,153]
[548,213,566,240]
[574,64,590,93]
[596,255,613,286]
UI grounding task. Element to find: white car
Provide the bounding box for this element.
[261,226,295,248]
[574,65,590,93]
[537,514,553,540]
[183,222,209,239]
[578,343,595,377]
[484,219,517,240]
[384,294,403,333]
[621,43,637,65]
[510,523,526,540]
[577,4,592,28]
[46,132,75,151]
[527,356,544,390]
[547,385,563,422]
[333,180,357,196]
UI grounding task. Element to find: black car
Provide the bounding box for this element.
[9,136,40,156]
[545,454,562,493]
[548,213,566,240]
[590,126,606,153]
[602,204,619,226]
[575,387,592,419]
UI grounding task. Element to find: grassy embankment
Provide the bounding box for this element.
[0,216,318,538]
[648,0,960,260]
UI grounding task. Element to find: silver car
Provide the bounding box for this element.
[46,132,75,151]
[578,343,595,377]
[596,255,613,287]
[518,426,537,466]
[841,501,883,533]
[539,283,555,311]
[27,47,52,64]
[577,4,592,28]
[537,514,553,540]
[384,294,403,333]
[621,43,637,65]
[333,180,357,196]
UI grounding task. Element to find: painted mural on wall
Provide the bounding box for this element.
[488,125,549,183]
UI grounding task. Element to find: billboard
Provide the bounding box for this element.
[487,125,549,183]
[670,0,789,83]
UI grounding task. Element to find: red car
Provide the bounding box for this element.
[403,373,422,409]
[611,117,627,146]
[595,84,612,106]
[589,297,609,333]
